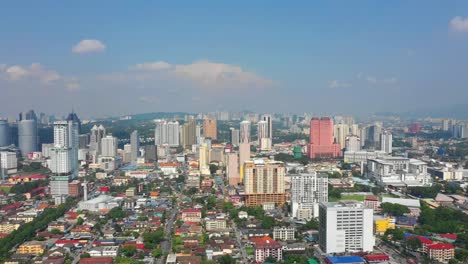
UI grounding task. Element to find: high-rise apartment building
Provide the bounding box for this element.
[199,143,210,175]
[50,114,80,197]
[291,172,328,220]
[239,143,251,182]
[380,130,392,154]
[182,119,197,147]
[319,201,375,254]
[230,128,240,146]
[257,120,272,151]
[308,117,342,159]
[130,130,139,166]
[155,120,180,146]
[0,151,18,176]
[261,114,273,139]
[203,118,217,140]
[90,125,106,155]
[345,135,361,152]
[240,120,251,143]
[0,119,10,147]
[227,152,240,186]
[243,159,285,207]
[18,110,38,157]
[334,124,349,149]
[101,135,118,157]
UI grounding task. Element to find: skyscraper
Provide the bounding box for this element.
[240,120,251,143]
[291,172,328,220]
[101,135,118,157]
[155,120,180,146]
[239,143,251,182]
[0,118,10,147]
[345,135,361,152]
[199,143,210,175]
[50,115,79,197]
[334,123,349,149]
[182,118,197,147]
[130,130,139,166]
[90,125,106,155]
[18,110,38,157]
[257,120,271,151]
[203,117,217,140]
[230,128,240,146]
[380,130,392,154]
[227,153,240,186]
[319,201,375,254]
[243,159,285,207]
[261,114,273,139]
[308,117,342,159]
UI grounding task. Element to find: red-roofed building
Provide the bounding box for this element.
[123,241,145,250]
[406,236,433,253]
[79,257,113,264]
[181,209,202,223]
[9,174,47,183]
[365,254,390,263]
[427,243,455,262]
[364,196,380,211]
[0,202,22,213]
[250,236,283,262]
[438,233,458,241]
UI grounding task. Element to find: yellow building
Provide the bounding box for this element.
[375,217,395,234]
[16,241,45,255]
[126,187,136,197]
[0,222,21,234]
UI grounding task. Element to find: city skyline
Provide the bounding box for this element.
[1,1,468,118]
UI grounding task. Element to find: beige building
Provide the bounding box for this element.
[205,219,227,231]
[17,241,45,255]
[243,159,285,207]
[0,222,21,234]
[203,118,217,140]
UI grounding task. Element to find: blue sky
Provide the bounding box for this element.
[1,1,468,118]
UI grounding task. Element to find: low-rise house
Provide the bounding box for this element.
[48,221,69,233]
[88,246,119,257]
[79,257,114,264]
[16,241,46,255]
[181,209,202,223]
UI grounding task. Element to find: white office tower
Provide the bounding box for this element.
[101,135,118,157]
[66,113,80,178]
[261,114,273,139]
[240,120,251,143]
[130,130,139,166]
[257,120,271,151]
[18,110,38,157]
[334,124,349,149]
[345,135,361,152]
[319,201,375,254]
[380,130,392,153]
[230,128,240,146]
[291,172,328,220]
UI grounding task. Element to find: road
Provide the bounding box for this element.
[156,197,179,264]
[232,221,249,263]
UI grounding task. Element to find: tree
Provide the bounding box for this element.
[261,216,276,229]
[264,256,277,263]
[303,218,319,230]
[76,217,84,225]
[406,237,422,251]
[51,228,61,235]
[380,203,410,216]
[120,245,137,257]
[152,248,163,258]
[108,207,126,220]
[219,254,235,264]
[80,253,90,258]
[209,164,219,175]
[284,254,308,264]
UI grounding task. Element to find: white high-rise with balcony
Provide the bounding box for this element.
[291,172,328,219]
[101,135,118,157]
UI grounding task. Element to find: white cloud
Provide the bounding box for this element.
[125,59,273,89]
[66,82,80,92]
[450,16,468,32]
[129,61,172,71]
[357,73,397,85]
[2,63,60,83]
[72,39,106,54]
[328,80,350,88]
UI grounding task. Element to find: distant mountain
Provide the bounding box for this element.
[373,104,468,119]
[130,112,191,120]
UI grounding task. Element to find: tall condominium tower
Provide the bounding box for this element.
[182,118,197,147]
[90,125,106,155]
[203,117,217,140]
[334,123,349,149]
[380,130,393,154]
[154,120,180,146]
[130,130,139,166]
[243,159,285,207]
[18,110,38,157]
[291,172,328,220]
[257,120,271,151]
[230,128,240,146]
[101,135,118,157]
[261,114,273,139]
[0,118,10,147]
[319,201,375,254]
[345,135,361,152]
[240,120,251,143]
[308,117,342,159]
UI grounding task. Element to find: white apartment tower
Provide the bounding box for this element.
[240,120,251,143]
[155,120,180,146]
[257,120,271,151]
[90,125,106,155]
[101,135,118,157]
[319,201,375,254]
[130,130,139,166]
[380,131,392,154]
[345,135,361,152]
[291,172,328,220]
